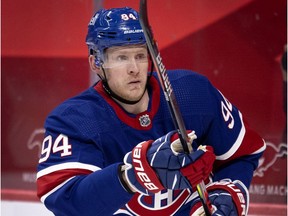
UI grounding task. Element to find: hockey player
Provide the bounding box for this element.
[37,7,266,216]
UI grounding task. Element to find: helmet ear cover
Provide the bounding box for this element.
[88,48,103,68]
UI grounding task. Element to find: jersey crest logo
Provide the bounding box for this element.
[125,189,191,215]
[139,114,151,127]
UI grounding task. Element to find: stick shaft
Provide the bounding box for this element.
[139,0,212,215]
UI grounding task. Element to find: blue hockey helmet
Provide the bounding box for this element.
[86,7,146,67]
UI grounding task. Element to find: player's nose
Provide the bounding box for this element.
[128,59,140,74]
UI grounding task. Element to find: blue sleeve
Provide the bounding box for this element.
[212,153,263,187]
[44,163,133,216]
[202,80,265,188]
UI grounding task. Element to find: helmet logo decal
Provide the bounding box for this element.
[89,13,99,26]
[124,29,144,34]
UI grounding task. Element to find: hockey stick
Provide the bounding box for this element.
[139,0,212,215]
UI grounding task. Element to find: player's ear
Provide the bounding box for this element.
[88,55,101,73]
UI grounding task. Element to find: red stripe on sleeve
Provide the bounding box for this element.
[37,169,93,198]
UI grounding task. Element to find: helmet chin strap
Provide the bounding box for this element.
[100,65,148,105]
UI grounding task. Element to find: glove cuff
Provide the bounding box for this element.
[131,140,164,193]
[123,140,165,194]
[207,179,249,216]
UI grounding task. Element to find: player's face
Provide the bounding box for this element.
[102,45,149,102]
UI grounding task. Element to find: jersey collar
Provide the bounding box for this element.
[94,76,160,130]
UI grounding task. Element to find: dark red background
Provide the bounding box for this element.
[2,0,287,212]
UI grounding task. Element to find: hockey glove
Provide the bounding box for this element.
[121,131,215,194]
[190,179,249,216]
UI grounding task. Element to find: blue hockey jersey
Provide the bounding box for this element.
[37,69,265,215]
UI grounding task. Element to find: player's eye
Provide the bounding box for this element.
[135,53,148,62]
[116,55,129,62]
